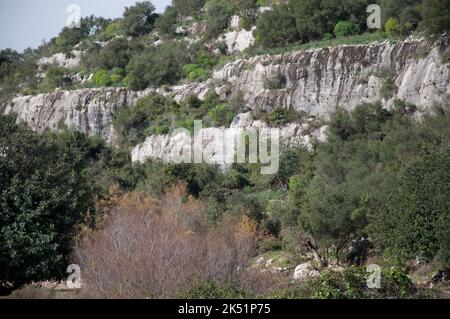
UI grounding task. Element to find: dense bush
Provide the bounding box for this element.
[385,17,402,37]
[375,149,450,263]
[421,0,450,34]
[121,1,159,37]
[113,94,178,145]
[255,5,298,47]
[308,267,415,299]
[126,41,191,90]
[0,115,95,294]
[288,101,450,267]
[205,0,235,38]
[289,0,369,42]
[334,21,361,38]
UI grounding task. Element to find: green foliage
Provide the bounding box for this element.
[183,64,207,80]
[334,21,361,38]
[172,0,206,17]
[113,94,178,146]
[256,108,305,127]
[154,6,178,36]
[289,0,370,42]
[208,103,236,126]
[101,21,124,41]
[384,17,402,37]
[255,5,298,47]
[44,66,68,89]
[380,75,397,100]
[97,37,130,70]
[205,0,235,38]
[53,16,110,53]
[0,115,95,291]
[0,49,38,105]
[121,1,158,37]
[93,69,112,86]
[294,101,450,266]
[421,0,450,34]
[375,149,450,263]
[308,267,414,299]
[380,0,422,31]
[126,41,191,90]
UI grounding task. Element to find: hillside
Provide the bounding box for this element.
[1,0,450,299]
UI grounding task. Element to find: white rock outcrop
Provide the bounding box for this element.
[3,39,449,151]
[220,27,256,54]
[37,51,82,70]
[4,88,148,144]
[293,262,320,281]
[196,39,449,117]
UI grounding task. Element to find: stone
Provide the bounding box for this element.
[229,15,240,30]
[293,262,320,281]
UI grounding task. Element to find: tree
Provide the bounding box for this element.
[126,41,191,90]
[289,0,370,42]
[172,0,206,17]
[155,6,178,36]
[254,5,299,47]
[55,16,110,52]
[380,0,422,30]
[384,17,402,37]
[0,115,94,294]
[421,0,450,34]
[334,21,361,38]
[375,149,450,263]
[96,37,130,70]
[122,1,159,37]
[205,0,235,38]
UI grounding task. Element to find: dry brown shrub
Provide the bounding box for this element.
[74,183,258,298]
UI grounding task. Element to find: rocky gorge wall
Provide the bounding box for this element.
[4,87,149,144]
[173,38,450,116]
[3,39,450,164]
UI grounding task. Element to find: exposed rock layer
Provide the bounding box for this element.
[4,39,450,152]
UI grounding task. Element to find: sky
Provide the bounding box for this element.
[0,0,171,52]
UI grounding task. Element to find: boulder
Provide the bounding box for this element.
[293,262,320,281]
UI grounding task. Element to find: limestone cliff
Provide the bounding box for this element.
[3,39,450,156]
[174,38,450,116]
[4,88,148,144]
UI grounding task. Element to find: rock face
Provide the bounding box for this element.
[178,39,450,117]
[220,28,256,54]
[37,51,82,70]
[131,112,326,164]
[293,262,320,281]
[3,39,449,152]
[4,88,148,144]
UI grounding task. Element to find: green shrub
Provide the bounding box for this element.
[385,17,402,37]
[208,103,236,127]
[93,69,112,86]
[380,268,415,298]
[205,0,235,38]
[45,66,67,89]
[183,64,206,80]
[0,115,95,293]
[101,21,124,41]
[126,41,191,90]
[122,1,158,37]
[255,5,299,47]
[334,21,361,38]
